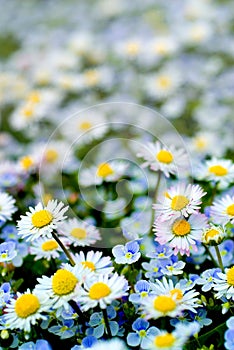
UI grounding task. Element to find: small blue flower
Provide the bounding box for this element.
[225,316,234,349]
[142,259,163,280]
[1,224,18,240]
[189,308,212,328]
[210,239,234,267]
[71,336,98,349]
[88,305,119,338]
[112,240,141,264]
[127,317,157,348]
[0,241,17,262]
[48,319,76,339]
[196,268,221,292]
[0,282,11,307]
[129,280,153,304]
[19,339,52,350]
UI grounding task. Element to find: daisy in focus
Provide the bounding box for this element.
[30,237,63,261]
[4,289,50,332]
[194,158,234,189]
[210,194,234,225]
[153,213,208,255]
[78,273,129,311]
[141,293,182,320]
[17,200,68,241]
[34,263,92,311]
[0,192,17,222]
[153,183,206,219]
[213,266,234,300]
[73,251,113,274]
[58,218,101,247]
[202,224,225,246]
[79,160,128,187]
[137,141,188,178]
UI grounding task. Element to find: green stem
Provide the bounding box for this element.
[202,244,217,267]
[69,300,87,328]
[150,171,162,233]
[215,245,224,272]
[102,308,112,338]
[52,231,75,266]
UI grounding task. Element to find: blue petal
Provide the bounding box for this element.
[135,280,150,292]
[132,318,149,332]
[110,321,119,336]
[126,241,139,254]
[127,333,141,346]
[82,336,98,348]
[89,312,102,326]
[93,324,105,338]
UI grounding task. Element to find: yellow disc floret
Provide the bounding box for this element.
[171,195,189,211]
[172,219,191,236]
[153,295,176,313]
[52,269,78,295]
[156,150,174,164]
[15,294,40,318]
[157,76,172,89]
[45,149,58,163]
[42,240,59,251]
[227,204,234,216]
[204,229,219,241]
[209,165,228,176]
[154,333,176,348]
[89,282,111,300]
[82,261,95,271]
[97,163,114,178]
[227,267,234,286]
[170,288,183,300]
[70,228,87,239]
[79,121,92,130]
[31,210,53,228]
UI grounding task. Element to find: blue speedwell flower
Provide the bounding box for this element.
[88,305,119,338]
[127,317,157,347]
[0,282,11,307]
[18,339,52,350]
[48,318,76,339]
[71,336,98,349]
[129,280,153,304]
[0,241,17,262]
[112,240,141,264]
[225,316,234,350]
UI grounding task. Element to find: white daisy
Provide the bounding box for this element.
[153,183,206,219]
[137,141,188,178]
[58,218,101,247]
[140,294,182,320]
[153,213,208,256]
[79,161,128,187]
[213,266,234,300]
[194,158,234,189]
[73,251,113,274]
[210,195,234,225]
[78,273,129,311]
[150,277,200,313]
[0,192,17,222]
[34,263,92,311]
[30,237,63,261]
[17,200,68,241]
[202,224,226,246]
[4,289,50,332]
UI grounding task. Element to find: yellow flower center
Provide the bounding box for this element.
[79,121,92,130]
[125,252,133,259]
[20,156,34,170]
[22,106,34,119]
[171,195,189,211]
[97,163,114,178]
[82,261,95,271]
[70,228,87,239]
[227,267,234,286]
[226,204,234,216]
[209,165,228,176]
[154,333,176,348]
[89,282,111,300]
[27,91,41,104]
[1,253,8,259]
[204,229,220,241]
[170,288,183,300]
[172,219,191,236]
[31,209,53,228]
[52,269,78,295]
[194,137,207,150]
[84,70,99,86]
[155,43,168,55]
[126,42,140,56]
[45,149,59,163]
[139,329,147,337]
[156,150,174,164]
[41,240,59,251]
[140,291,148,298]
[15,294,40,318]
[157,76,172,89]
[153,295,176,313]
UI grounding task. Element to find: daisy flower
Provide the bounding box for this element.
[34,263,92,311]
[210,195,234,225]
[58,218,101,247]
[153,183,206,219]
[202,224,225,246]
[0,192,17,222]
[78,273,129,311]
[213,266,234,300]
[150,277,200,313]
[30,237,63,261]
[17,200,68,241]
[137,141,188,178]
[194,158,234,189]
[79,161,128,187]
[73,251,113,274]
[153,213,208,256]
[4,289,50,332]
